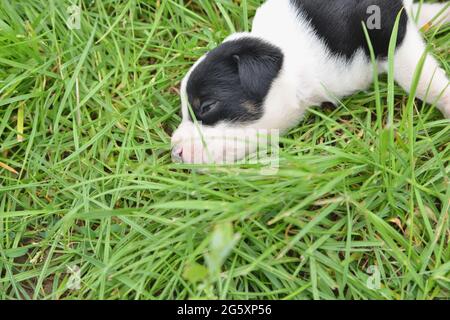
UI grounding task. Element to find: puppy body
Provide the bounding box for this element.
[172,0,450,164]
[247,0,380,132]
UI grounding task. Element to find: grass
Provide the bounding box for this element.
[0,0,449,300]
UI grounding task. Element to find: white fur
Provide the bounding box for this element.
[409,1,450,28]
[393,19,450,117]
[172,0,450,164]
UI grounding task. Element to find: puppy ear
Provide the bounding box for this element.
[233,51,283,99]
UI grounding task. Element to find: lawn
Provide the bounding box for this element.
[0,0,449,300]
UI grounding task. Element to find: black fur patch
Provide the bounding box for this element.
[291,0,408,59]
[186,37,284,126]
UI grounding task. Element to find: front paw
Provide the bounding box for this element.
[438,94,450,119]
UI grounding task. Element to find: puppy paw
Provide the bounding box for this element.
[438,94,450,119]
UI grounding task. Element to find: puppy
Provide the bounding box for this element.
[171,0,450,164]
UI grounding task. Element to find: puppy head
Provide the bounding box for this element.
[171,35,284,164]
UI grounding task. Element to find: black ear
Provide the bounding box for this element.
[233,44,283,100]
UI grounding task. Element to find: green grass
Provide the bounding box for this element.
[0,0,449,300]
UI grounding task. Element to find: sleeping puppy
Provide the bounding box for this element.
[171,0,450,164]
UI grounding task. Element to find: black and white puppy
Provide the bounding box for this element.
[171,0,450,164]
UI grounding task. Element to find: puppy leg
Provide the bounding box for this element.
[393,24,450,118]
[408,2,450,28]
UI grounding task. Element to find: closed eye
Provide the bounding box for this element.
[200,101,219,116]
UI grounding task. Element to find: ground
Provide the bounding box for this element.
[0,0,449,300]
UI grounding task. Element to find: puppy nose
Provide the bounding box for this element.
[171,145,183,163]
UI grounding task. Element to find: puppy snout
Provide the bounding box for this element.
[171,145,184,163]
